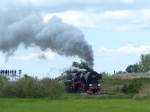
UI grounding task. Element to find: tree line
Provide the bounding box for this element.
[126,54,150,73]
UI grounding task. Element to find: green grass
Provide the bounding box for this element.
[0,98,150,112]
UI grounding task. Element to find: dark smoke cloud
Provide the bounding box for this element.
[0,8,94,67]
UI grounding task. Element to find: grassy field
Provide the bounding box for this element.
[0,98,150,112]
[0,77,150,112]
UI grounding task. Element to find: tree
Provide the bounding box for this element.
[140,54,150,72]
[126,64,141,73]
[126,54,150,73]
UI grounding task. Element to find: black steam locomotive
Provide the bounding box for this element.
[64,66,102,95]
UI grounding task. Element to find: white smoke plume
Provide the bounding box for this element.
[0,9,94,67]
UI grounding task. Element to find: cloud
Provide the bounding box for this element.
[44,9,150,31]
[0,0,142,14]
[44,11,98,28]
[3,0,135,5]
[1,0,149,26]
[9,51,56,61]
[122,0,135,4]
[96,44,150,58]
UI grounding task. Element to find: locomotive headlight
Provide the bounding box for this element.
[98,84,101,86]
[89,84,92,87]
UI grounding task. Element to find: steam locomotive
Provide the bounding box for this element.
[64,67,102,95]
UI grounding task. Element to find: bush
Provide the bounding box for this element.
[0,82,18,97]
[122,80,142,94]
[0,75,65,98]
[40,78,65,98]
[0,76,9,96]
[15,75,40,98]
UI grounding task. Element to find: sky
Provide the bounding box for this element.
[0,0,150,78]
